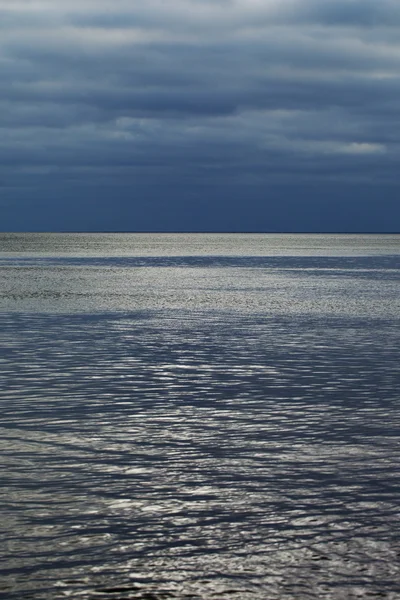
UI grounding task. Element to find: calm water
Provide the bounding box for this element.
[1,233,400,600]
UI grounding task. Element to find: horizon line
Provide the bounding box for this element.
[1,231,400,235]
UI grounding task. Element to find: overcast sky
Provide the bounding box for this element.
[1,0,400,231]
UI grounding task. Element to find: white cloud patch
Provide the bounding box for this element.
[340,142,387,155]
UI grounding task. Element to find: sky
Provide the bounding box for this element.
[1,0,400,232]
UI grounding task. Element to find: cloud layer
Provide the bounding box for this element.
[1,0,400,230]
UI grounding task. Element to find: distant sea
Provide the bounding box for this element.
[1,233,400,600]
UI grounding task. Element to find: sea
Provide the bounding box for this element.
[1,233,400,600]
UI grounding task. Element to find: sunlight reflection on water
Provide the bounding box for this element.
[0,234,400,599]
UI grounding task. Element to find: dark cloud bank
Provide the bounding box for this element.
[1,0,400,231]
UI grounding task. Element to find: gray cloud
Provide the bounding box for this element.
[1,0,400,230]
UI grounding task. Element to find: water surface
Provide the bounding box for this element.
[1,234,400,599]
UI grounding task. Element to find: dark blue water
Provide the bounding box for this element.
[1,234,400,599]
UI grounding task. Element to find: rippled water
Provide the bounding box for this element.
[1,234,400,600]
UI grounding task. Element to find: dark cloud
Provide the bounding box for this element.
[1,0,400,231]
[299,0,400,26]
